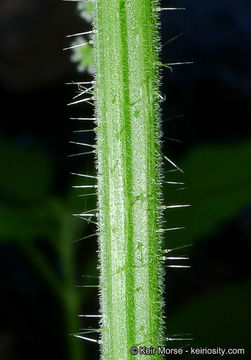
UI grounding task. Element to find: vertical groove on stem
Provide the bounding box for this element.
[94,0,164,358]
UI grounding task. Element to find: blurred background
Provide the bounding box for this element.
[0,0,250,359]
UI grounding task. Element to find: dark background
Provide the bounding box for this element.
[0,0,250,359]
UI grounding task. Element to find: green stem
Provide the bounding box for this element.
[94,0,164,358]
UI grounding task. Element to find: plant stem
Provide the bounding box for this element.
[94,0,164,358]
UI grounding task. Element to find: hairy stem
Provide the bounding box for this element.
[94,0,164,358]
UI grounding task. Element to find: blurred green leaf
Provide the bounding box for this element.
[0,203,58,243]
[71,40,94,74]
[167,280,251,357]
[165,140,251,248]
[0,139,53,202]
[77,0,94,22]
[0,196,88,246]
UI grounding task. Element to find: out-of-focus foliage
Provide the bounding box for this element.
[168,280,251,358]
[0,138,89,360]
[162,139,251,357]
[165,140,251,249]
[0,204,57,242]
[0,138,53,202]
[77,1,94,22]
[71,39,94,74]
[72,1,94,73]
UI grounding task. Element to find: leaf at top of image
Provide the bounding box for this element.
[77,0,94,22]
[71,38,94,73]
